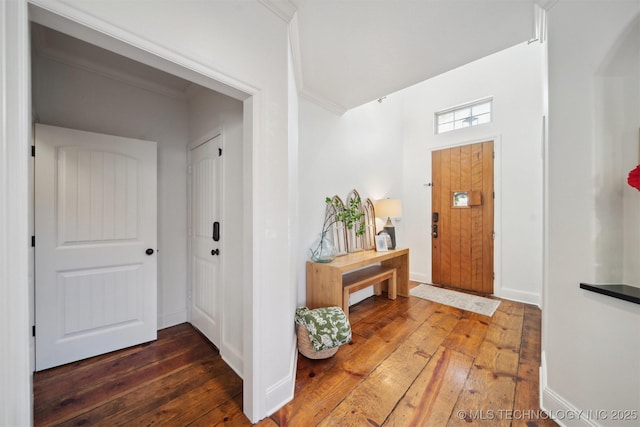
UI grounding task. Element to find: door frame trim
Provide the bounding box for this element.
[429,135,502,297]
[1,1,32,424]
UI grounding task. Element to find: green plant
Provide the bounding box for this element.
[322,196,365,237]
[310,196,366,262]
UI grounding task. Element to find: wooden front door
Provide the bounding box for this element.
[431,141,494,293]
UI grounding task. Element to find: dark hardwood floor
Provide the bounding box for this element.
[34,283,556,426]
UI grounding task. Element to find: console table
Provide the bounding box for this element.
[306,248,410,314]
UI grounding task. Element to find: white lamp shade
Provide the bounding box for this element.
[375,198,402,218]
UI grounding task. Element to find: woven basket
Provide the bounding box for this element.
[296,323,339,359]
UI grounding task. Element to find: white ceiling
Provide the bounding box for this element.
[32,1,539,113]
[289,0,537,112]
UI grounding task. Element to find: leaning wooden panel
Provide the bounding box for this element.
[327,196,348,256]
[363,198,376,250]
[345,189,365,253]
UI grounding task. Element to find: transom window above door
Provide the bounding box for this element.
[435,98,492,134]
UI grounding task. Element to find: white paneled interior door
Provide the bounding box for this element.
[35,124,158,371]
[189,135,222,347]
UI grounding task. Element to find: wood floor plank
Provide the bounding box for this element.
[270,334,387,427]
[441,312,490,358]
[34,338,216,425]
[34,329,210,407]
[33,323,195,392]
[318,309,461,426]
[348,290,396,323]
[520,305,542,364]
[127,363,243,426]
[449,365,518,427]
[474,310,524,376]
[473,338,520,377]
[350,293,424,339]
[188,392,256,427]
[56,355,229,426]
[484,314,523,350]
[495,299,525,317]
[384,347,474,427]
[512,361,556,427]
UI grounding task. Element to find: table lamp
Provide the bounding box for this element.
[375,198,402,249]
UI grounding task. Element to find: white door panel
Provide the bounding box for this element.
[35,124,157,371]
[189,135,221,346]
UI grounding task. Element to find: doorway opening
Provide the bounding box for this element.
[28,4,253,412]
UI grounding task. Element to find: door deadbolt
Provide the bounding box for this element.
[211,249,219,256]
[212,221,220,241]
[146,248,154,255]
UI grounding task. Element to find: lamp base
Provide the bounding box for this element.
[383,225,396,249]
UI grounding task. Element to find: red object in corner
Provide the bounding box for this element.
[629,164,640,191]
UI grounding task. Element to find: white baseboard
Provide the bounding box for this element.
[540,351,600,427]
[158,310,187,330]
[221,342,244,380]
[265,334,297,416]
[410,272,429,283]
[349,286,374,306]
[494,286,541,307]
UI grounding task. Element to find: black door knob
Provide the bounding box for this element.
[146,248,154,255]
[211,249,219,256]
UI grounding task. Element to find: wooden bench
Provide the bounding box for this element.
[342,265,396,319]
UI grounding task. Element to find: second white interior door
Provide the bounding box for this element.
[189,134,222,347]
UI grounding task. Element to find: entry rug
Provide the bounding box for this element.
[410,284,501,317]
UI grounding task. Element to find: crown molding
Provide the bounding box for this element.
[535,0,559,11]
[288,14,303,93]
[259,0,297,23]
[299,87,347,116]
[287,13,346,115]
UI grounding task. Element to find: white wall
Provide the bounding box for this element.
[297,96,404,304]
[401,42,544,305]
[299,41,544,307]
[187,86,245,376]
[544,2,640,425]
[32,52,191,329]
